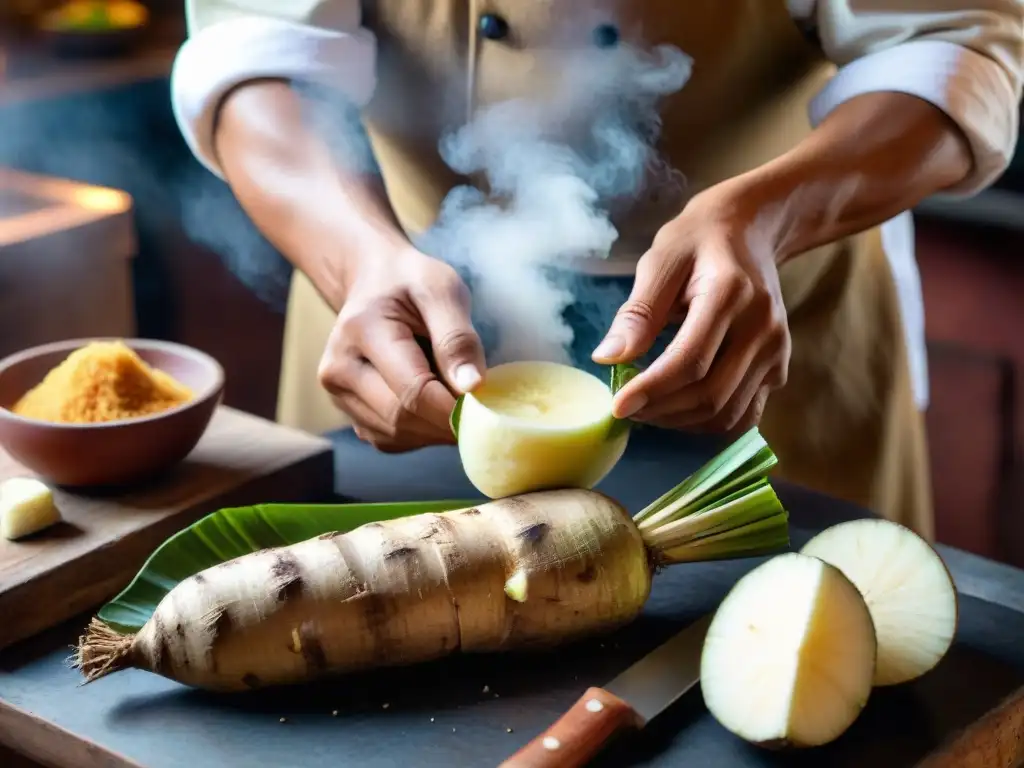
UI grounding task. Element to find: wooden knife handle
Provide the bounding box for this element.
[499,687,644,768]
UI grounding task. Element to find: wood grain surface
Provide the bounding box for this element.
[0,699,139,768]
[0,406,334,652]
[918,684,1024,768]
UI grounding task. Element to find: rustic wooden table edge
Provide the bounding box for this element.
[0,698,144,768]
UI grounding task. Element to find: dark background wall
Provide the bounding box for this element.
[0,77,287,419]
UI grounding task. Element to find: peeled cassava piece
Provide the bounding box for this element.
[700,553,877,749]
[74,427,790,692]
[0,477,62,541]
[454,361,630,498]
[801,518,958,686]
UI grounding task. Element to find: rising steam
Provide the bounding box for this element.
[0,31,691,352]
[420,43,692,365]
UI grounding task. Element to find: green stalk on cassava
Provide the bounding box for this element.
[634,430,787,564]
[72,368,788,693]
[607,362,787,564]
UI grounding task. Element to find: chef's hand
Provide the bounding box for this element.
[317,247,486,453]
[593,186,791,434]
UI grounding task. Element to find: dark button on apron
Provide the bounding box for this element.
[592,23,620,49]
[478,13,510,41]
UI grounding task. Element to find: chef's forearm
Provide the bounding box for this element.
[726,92,973,263]
[214,80,411,311]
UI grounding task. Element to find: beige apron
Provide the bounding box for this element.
[276,0,934,539]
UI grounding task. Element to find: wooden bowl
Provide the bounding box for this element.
[0,338,224,488]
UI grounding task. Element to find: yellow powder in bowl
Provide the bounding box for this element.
[11,341,194,424]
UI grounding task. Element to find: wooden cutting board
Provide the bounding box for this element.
[0,406,334,652]
[918,684,1024,768]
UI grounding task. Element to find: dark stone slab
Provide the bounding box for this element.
[0,428,1021,767]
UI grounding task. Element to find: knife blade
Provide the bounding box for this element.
[499,613,712,768]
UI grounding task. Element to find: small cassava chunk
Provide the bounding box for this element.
[0,477,61,540]
[74,489,651,691]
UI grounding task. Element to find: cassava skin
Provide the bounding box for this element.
[75,489,652,691]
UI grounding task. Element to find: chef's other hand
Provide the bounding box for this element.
[593,187,791,434]
[318,248,486,453]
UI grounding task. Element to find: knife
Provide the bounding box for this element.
[500,613,712,768]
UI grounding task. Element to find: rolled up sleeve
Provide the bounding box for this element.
[172,0,377,178]
[790,0,1024,195]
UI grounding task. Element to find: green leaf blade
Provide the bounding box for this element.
[450,395,465,439]
[634,429,773,526]
[635,427,790,565]
[609,362,640,395]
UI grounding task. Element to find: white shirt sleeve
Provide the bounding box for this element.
[171,0,377,179]
[788,0,1024,196]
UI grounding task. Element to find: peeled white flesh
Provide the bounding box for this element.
[701,552,876,748]
[457,361,628,498]
[504,570,529,602]
[801,518,958,686]
[0,477,61,541]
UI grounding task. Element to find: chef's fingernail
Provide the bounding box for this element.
[593,336,625,361]
[615,392,648,419]
[454,364,482,393]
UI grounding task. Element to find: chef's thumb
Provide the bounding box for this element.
[420,295,487,395]
[592,255,678,364]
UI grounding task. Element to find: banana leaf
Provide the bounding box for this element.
[97,498,480,634]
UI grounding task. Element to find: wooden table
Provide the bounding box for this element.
[0,428,1022,767]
